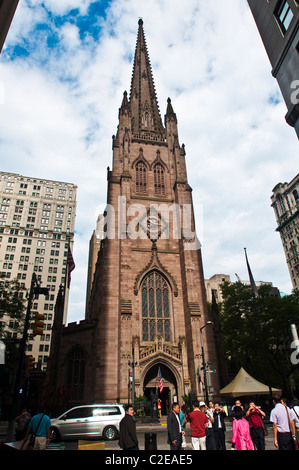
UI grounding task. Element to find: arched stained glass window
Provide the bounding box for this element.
[141,271,171,342]
[154,163,165,196]
[136,161,147,194]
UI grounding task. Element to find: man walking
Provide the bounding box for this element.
[184,401,208,450]
[22,406,51,450]
[270,394,296,450]
[167,402,185,450]
[119,404,139,451]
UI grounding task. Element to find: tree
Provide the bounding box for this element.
[0,274,26,338]
[219,281,299,396]
[0,274,27,399]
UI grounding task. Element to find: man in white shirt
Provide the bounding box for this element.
[270,395,296,450]
[293,401,299,443]
[205,403,216,450]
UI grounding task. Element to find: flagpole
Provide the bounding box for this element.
[244,248,272,400]
[63,239,71,324]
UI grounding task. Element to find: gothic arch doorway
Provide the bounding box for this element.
[142,363,178,416]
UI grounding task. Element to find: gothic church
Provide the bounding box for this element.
[46,19,220,411]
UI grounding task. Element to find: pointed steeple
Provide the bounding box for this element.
[129,19,165,141]
[165,97,177,124]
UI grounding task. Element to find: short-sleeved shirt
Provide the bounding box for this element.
[29,413,51,438]
[270,404,296,433]
[248,410,263,429]
[186,409,208,438]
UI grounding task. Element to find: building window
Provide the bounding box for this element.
[136,161,147,194]
[274,1,294,34]
[67,347,86,401]
[293,189,299,203]
[141,271,171,342]
[154,164,165,196]
[144,112,149,127]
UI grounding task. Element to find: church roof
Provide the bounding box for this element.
[128,19,165,140]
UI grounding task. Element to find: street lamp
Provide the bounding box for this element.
[200,321,213,403]
[128,360,138,410]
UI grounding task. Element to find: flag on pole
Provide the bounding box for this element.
[244,248,258,298]
[157,367,164,393]
[197,367,202,384]
[129,370,132,382]
[67,246,75,288]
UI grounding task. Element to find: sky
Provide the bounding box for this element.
[0,0,298,324]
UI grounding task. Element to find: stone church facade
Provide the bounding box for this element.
[46,19,220,411]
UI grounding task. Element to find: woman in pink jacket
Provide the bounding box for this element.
[231,406,255,450]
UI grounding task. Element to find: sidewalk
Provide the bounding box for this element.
[105,417,277,451]
[0,418,277,451]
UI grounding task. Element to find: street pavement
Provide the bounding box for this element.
[0,418,277,451]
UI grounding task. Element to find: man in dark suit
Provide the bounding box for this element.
[213,403,226,450]
[167,402,184,450]
[119,404,139,450]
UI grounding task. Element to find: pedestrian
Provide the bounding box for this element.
[179,406,187,448]
[15,409,31,441]
[21,406,51,450]
[232,399,244,412]
[205,403,216,450]
[292,400,299,443]
[231,406,254,450]
[246,401,266,450]
[184,400,208,450]
[119,404,139,451]
[208,401,214,412]
[270,394,296,450]
[213,403,227,450]
[158,399,162,419]
[167,402,185,450]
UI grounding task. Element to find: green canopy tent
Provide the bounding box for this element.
[220,367,281,397]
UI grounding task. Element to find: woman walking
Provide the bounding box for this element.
[231,406,255,450]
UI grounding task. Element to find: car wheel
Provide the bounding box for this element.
[50,427,61,442]
[103,425,118,441]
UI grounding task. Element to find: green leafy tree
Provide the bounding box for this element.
[0,274,26,337]
[219,282,299,396]
[0,275,27,381]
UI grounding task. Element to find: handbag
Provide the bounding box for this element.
[258,415,268,436]
[285,406,299,451]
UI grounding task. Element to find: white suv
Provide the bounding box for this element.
[50,404,125,441]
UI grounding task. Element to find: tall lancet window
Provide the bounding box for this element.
[154,163,165,196]
[67,347,86,400]
[136,161,147,194]
[144,112,150,128]
[141,271,171,342]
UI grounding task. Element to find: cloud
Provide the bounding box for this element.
[0,0,298,323]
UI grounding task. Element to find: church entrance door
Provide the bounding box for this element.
[143,363,178,416]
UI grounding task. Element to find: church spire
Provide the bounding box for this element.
[129,19,165,141]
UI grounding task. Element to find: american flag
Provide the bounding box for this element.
[157,367,164,393]
[67,246,75,288]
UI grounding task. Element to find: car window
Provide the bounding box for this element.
[93,406,121,416]
[63,407,92,419]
